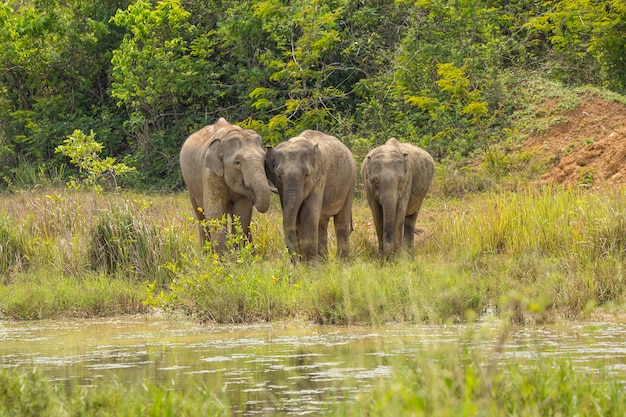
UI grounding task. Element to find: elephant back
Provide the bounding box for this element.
[297,130,356,176]
[400,143,434,197]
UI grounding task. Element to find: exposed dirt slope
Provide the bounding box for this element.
[523,97,626,187]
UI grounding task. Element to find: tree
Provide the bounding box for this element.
[526,0,626,92]
[0,0,129,187]
[110,0,200,175]
[246,0,349,143]
[56,129,134,193]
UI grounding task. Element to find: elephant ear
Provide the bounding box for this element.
[363,155,372,180]
[265,146,278,186]
[387,137,401,148]
[205,139,224,177]
[312,144,326,184]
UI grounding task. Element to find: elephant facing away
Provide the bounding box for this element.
[361,138,434,258]
[180,118,271,253]
[265,130,356,262]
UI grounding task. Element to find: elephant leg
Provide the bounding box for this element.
[334,202,353,259]
[403,211,419,249]
[233,198,254,243]
[318,216,330,259]
[207,217,227,252]
[394,203,409,252]
[203,200,229,253]
[369,198,384,253]
[190,197,209,247]
[299,197,322,261]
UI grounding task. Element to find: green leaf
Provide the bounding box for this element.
[405,95,439,111]
[461,102,489,118]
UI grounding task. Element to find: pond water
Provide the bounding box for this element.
[2,316,626,415]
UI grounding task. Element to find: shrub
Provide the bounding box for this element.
[88,206,179,284]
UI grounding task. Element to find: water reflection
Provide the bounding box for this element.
[2,316,626,415]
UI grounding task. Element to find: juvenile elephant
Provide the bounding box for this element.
[361,138,434,258]
[180,118,271,253]
[265,130,356,262]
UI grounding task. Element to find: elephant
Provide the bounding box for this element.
[179,118,271,253]
[265,130,357,262]
[361,138,434,258]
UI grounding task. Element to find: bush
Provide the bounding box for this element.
[89,206,179,285]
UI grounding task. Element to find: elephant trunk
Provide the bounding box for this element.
[281,185,303,257]
[244,163,271,213]
[381,192,398,257]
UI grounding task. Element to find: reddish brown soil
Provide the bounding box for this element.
[523,97,626,187]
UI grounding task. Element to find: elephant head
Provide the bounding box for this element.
[265,138,325,258]
[205,127,271,214]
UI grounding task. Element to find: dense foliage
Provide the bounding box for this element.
[1,0,624,189]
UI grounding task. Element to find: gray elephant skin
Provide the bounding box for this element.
[361,138,434,257]
[265,130,356,262]
[180,118,271,252]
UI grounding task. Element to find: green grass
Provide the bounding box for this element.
[0,368,229,417]
[343,344,626,416]
[0,272,147,319]
[0,183,624,324]
[2,341,626,417]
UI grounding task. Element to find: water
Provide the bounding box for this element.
[2,315,626,415]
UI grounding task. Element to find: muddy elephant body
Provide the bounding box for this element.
[361,138,434,257]
[180,118,271,252]
[265,130,356,261]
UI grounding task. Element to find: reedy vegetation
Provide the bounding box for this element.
[0,181,624,324]
[2,344,626,416]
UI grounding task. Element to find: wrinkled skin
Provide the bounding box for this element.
[266,130,356,262]
[180,118,271,253]
[361,138,434,258]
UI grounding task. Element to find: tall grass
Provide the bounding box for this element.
[0,273,148,319]
[3,344,626,416]
[435,186,626,260]
[0,190,193,319]
[344,342,626,416]
[0,369,229,417]
[88,204,184,285]
[0,215,31,278]
[0,185,624,323]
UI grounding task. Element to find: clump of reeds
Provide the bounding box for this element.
[0,368,229,416]
[0,215,30,280]
[344,337,626,416]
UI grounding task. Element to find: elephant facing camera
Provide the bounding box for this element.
[361,138,434,258]
[266,130,356,262]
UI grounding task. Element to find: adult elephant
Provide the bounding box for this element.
[265,130,356,262]
[180,118,271,253]
[361,138,434,258]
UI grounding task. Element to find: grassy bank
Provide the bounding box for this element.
[0,183,624,324]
